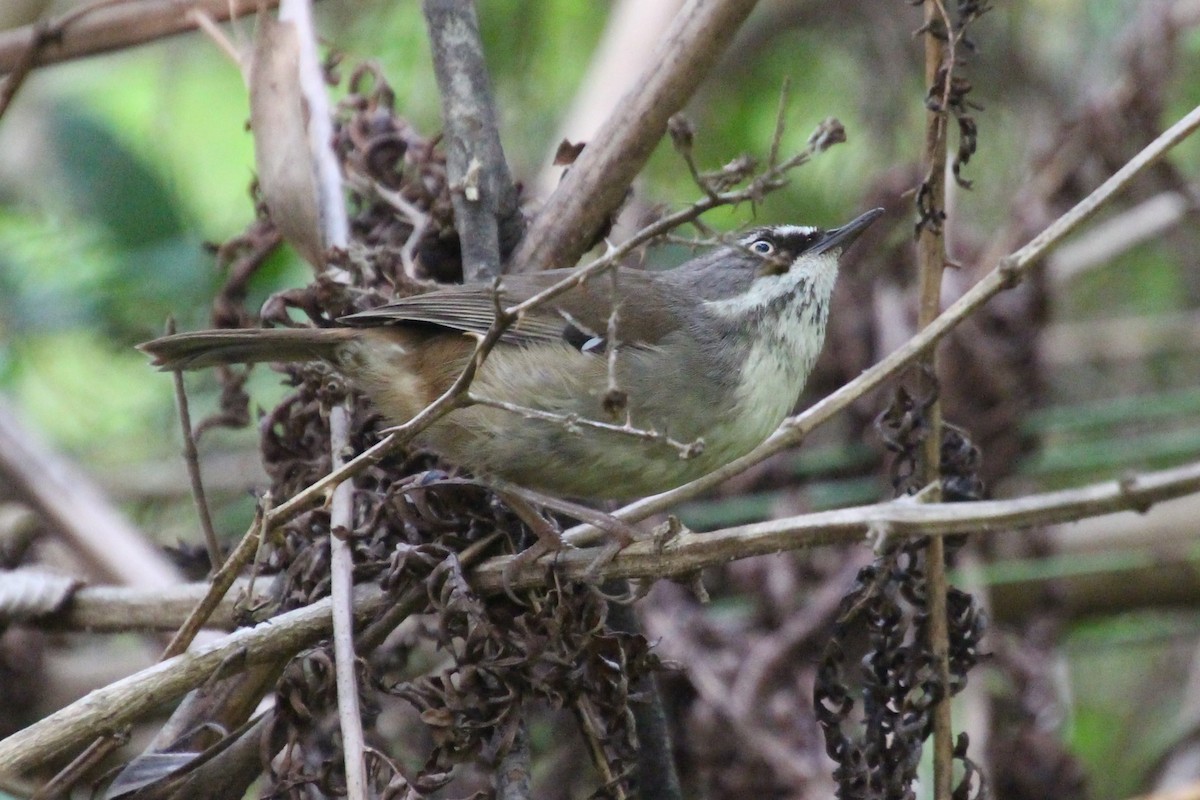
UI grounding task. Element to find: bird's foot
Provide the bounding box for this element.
[486,480,640,599]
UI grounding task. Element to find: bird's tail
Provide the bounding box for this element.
[138,327,357,371]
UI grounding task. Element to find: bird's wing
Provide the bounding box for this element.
[340,269,681,351]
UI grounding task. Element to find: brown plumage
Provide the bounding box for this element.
[141,211,881,498]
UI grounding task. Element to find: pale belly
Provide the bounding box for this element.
[412,343,802,500]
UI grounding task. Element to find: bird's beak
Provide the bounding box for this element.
[809,207,885,256]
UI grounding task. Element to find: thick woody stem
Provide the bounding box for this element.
[509,0,760,273]
[423,0,523,280]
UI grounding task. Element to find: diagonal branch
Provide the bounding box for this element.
[5,457,1200,778]
[509,0,760,273]
[564,98,1200,546]
[0,0,272,74]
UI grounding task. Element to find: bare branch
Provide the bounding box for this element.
[0,401,183,589]
[39,578,260,632]
[504,458,1200,590]
[0,0,272,74]
[167,320,222,573]
[6,458,1199,778]
[329,406,368,800]
[565,99,1200,547]
[466,393,703,460]
[915,1,955,793]
[510,0,761,273]
[423,0,522,280]
[0,585,391,776]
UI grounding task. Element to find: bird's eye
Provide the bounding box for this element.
[751,239,775,255]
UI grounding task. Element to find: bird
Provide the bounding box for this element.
[141,208,882,501]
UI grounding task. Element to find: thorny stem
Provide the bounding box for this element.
[916,1,954,797]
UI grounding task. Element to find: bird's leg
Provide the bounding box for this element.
[486,478,640,590]
[493,489,566,603]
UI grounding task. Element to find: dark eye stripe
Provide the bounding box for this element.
[742,228,824,258]
[776,231,823,253]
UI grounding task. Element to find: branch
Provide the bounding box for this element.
[423,0,522,280]
[0,0,271,74]
[19,462,1200,638]
[564,98,1200,547]
[47,578,262,632]
[500,458,1200,590]
[509,0,760,273]
[6,458,1199,778]
[0,585,391,777]
[168,320,221,572]
[466,393,703,459]
[273,0,364,791]
[329,406,367,800]
[915,1,955,794]
[532,0,685,196]
[0,401,183,589]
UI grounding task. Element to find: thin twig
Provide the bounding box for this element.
[365,177,431,279]
[604,265,625,414]
[766,77,791,170]
[29,731,128,800]
[465,393,703,459]
[167,318,223,573]
[276,0,364,791]
[161,503,266,658]
[329,405,368,800]
[188,7,245,71]
[563,99,1200,547]
[916,1,954,796]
